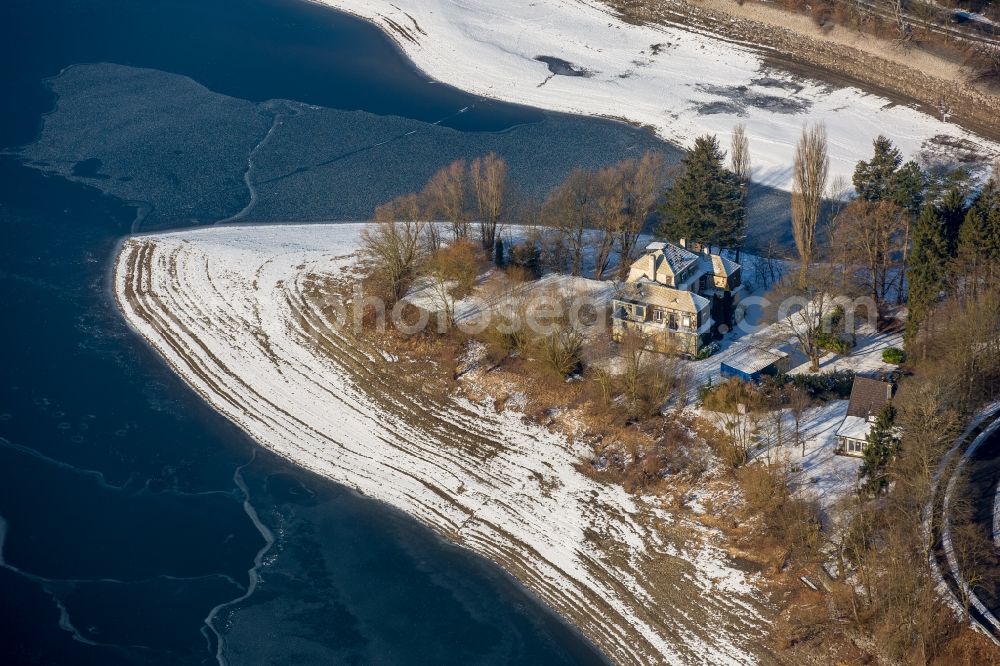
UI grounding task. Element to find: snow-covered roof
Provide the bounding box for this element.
[631,281,710,313]
[659,243,700,275]
[629,243,699,285]
[705,253,740,278]
[836,415,871,442]
[721,344,788,375]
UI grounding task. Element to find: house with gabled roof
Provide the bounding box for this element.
[612,240,743,356]
[835,375,896,457]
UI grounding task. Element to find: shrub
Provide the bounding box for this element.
[537,326,584,377]
[700,377,766,413]
[697,377,714,404]
[696,341,720,360]
[882,347,906,364]
[507,241,541,278]
[622,420,699,493]
[738,463,821,557]
[815,328,854,355]
[763,369,855,400]
[812,305,855,355]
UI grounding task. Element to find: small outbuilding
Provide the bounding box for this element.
[719,344,789,383]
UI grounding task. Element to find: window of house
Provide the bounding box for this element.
[633,305,645,318]
[654,309,663,322]
[668,313,677,329]
[682,315,691,329]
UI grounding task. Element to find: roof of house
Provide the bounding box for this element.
[720,343,789,375]
[836,415,872,441]
[705,253,740,278]
[846,376,894,419]
[634,281,710,313]
[629,243,700,284]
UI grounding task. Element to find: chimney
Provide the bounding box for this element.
[678,238,686,249]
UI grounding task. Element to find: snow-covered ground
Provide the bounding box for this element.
[769,400,859,518]
[321,0,1000,189]
[113,223,772,666]
[690,318,899,515]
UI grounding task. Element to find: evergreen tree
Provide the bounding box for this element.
[939,185,969,254]
[955,181,1000,295]
[972,180,1000,260]
[905,204,949,350]
[853,136,903,202]
[859,404,899,496]
[494,236,505,267]
[852,137,924,214]
[657,135,743,249]
[892,160,925,216]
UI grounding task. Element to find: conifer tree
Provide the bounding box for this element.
[852,137,925,304]
[955,181,1000,296]
[859,404,899,496]
[939,185,969,254]
[853,136,903,202]
[657,135,743,249]
[905,204,949,353]
[892,160,925,216]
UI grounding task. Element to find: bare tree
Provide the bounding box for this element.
[751,239,787,292]
[420,239,480,326]
[470,152,508,253]
[767,263,843,372]
[788,386,810,457]
[824,175,856,292]
[592,165,625,280]
[831,199,907,321]
[614,151,666,279]
[544,169,595,276]
[373,192,422,224]
[720,407,759,468]
[763,408,785,464]
[422,160,469,241]
[731,124,751,262]
[363,195,427,302]
[894,380,959,507]
[791,123,829,287]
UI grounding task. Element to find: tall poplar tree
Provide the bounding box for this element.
[791,123,828,285]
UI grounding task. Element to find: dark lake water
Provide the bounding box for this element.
[0,0,673,663]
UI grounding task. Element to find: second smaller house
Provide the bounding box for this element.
[720,343,789,383]
[835,375,895,457]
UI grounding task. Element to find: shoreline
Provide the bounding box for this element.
[112,223,774,665]
[314,0,1000,189]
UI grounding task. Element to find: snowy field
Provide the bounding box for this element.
[322,0,1000,188]
[113,223,773,665]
